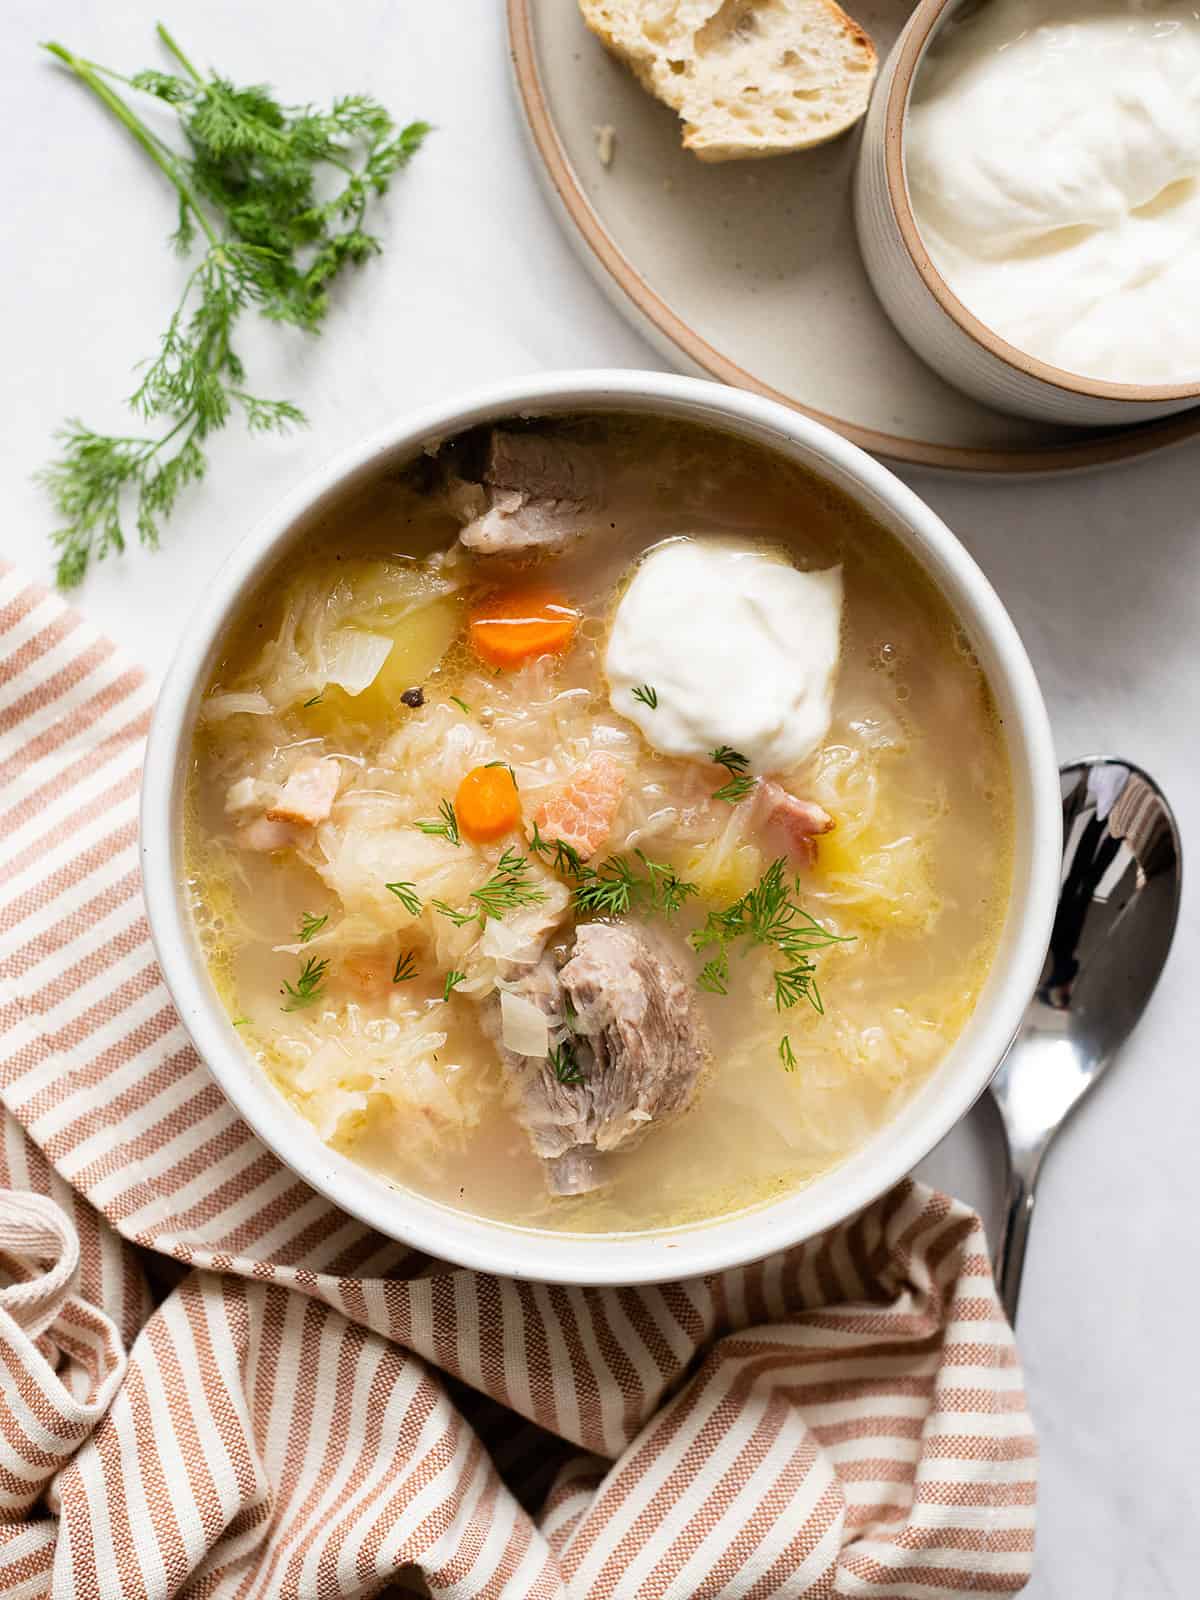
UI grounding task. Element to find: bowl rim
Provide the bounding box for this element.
[884,0,1200,406]
[141,368,1060,1286]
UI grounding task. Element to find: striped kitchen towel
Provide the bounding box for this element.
[0,564,1035,1599]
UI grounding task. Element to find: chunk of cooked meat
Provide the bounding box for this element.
[758,780,834,868]
[535,751,625,860]
[266,757,342,826]
[485,923,708,1197]
[456,430,601,555]
[560,924,707,1149]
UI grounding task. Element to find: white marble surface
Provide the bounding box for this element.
[4,2,1198,1593]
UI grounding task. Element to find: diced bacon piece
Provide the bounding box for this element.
[535,751,625,861]
[758,781,835,868]
[266,758,341,827]
[236,816,307,853]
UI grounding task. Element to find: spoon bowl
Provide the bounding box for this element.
[991,758,1182,1320]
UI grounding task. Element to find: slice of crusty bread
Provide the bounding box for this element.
[579,0,878,161]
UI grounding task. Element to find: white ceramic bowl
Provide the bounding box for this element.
[854,0,1200,428]
[141,370,1060,1286]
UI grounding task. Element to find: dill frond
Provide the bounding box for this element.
[39,28,429,585]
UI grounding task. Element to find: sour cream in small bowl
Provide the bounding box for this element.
[854,0,1200,426]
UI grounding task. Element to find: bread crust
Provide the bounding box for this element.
[579,0,878,160]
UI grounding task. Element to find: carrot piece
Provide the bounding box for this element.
[468,588,579,669]
[456,764,522,843]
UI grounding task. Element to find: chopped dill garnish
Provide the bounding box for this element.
[470,847,547,920]
[774,965,823,1014]
[548,1039,584,1085]
[231,1016,251,1027]
[413,798,460,846]
[302,693,324,709]
[430,848,547,926]
[385,881,422,915]
[431,899,478,928]
[696,947,730,997]
[779,1035,797,1071]
[572,850,699,922]
[297,911,327,944]
[39,26,429,586]
[713,773,757,805]
[709,747,756,804]
[392,950,418,983]
[484,760,518,784]
[631,684,659,710]
[690,858,850,1015]
[529,821,585,878]
[710,746,750,775]
[449,695,471,714]
[280,954,329,1012]
[442,969,466,1000]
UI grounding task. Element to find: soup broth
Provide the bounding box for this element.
[187,416,1012,1233]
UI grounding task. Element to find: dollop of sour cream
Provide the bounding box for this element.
[906,0,1200,385]
[605,540,842,774]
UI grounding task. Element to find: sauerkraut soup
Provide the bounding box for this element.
[187,415,1012,1232]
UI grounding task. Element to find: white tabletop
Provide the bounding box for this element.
[5,2,1198,1592]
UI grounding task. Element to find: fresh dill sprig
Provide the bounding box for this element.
[484,760,518,785]
[696,946,730,997]
[548,1039,584,1086]
[713,774,758,805]
[779,1034,797,1071]
[302,693,324,709]
[442,969,466,1000]
[431,899,478,929]
[774,964,823,1014]
[280,954,329,1012]
[39,26,429,586]
[631,684,658,710]
[414,798,460,846]
[231,1016,251,1027]
[710,746,750,775]
[470,846,547,920]
[297,910,327,944]
[709,746,756,805]
[528,821,584,877]
[572,850,699,921]
[449,695,471,714]
[392,950,418,983]
[385,880,422,916]
[690,858,849,1015]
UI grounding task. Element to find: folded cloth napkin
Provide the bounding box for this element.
[0,565,1035,1600]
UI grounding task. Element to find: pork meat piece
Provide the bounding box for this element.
[456,430,601,555]
[488,924,708,1196]
[266,757,342,826]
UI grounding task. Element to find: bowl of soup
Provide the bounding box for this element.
[141,370,1059,1284]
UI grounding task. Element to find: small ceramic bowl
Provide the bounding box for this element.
[141,370,1060,1286]
[854,0,1200,428]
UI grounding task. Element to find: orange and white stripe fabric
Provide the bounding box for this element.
[0,564,1036,1599]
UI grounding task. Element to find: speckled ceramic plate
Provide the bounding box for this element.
[508,0,1200,472]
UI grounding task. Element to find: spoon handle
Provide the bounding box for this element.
[994,1147,1039,1324]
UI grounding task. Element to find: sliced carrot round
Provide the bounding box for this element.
[456,764,522,843]
[468,588,580,670]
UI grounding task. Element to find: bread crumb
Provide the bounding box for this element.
[594,123,616,167]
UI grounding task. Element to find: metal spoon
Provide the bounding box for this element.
[991,758,1181,1323]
